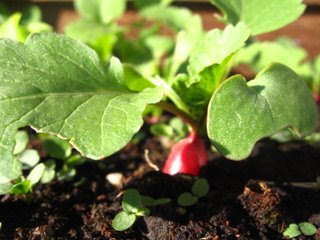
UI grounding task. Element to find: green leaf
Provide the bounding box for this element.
[153,198,171,205]
[135,207,150,216]
[0,13,29,42]
[100,0,126,24]
[150,123,173,138]
[134,0,172,9]
[65,19,119,43]
[123,65,154,92]
[0,182,12,195]
[210,0,305,35]
[298,222,317,236]
[18,149,40,169]
[74,0,100,21]
[144,35,173,60]
[41,159,56,184]
[173,54,233,119]
[42,134,72,160]
[141,195,155,206]
[141,195,171,206]
[115,38,152,64]
[141,5,196,32]
[169,117,188,139]
[9,179,32,194]
[112,211,136,231]
[177,192,198,207]
[172,70,222,119]
[13,130,29,155]
[0,33,162,183]
[75,0,126,24]
[168,15,203,79]
[90,34,117,61]
[66,154,85,167]
[25,22,52,34]
[188,22,250,78]
[191,178,209,198]
[57,167,76,181]
[27,163,45,185]
[283,224,302,238]
[20,5,42,26]
[122,189,142,213]
[236,38,308,74]
[207,63,318,160]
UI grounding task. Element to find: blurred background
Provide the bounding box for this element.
[3,0,320,58]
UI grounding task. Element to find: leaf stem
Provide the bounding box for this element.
[148,76,190,115]
[155,101,198,133]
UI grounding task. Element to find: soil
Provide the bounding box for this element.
[0,129,320,239]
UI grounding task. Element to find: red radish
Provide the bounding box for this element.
[163,132,208,176]
[313,93,320,105]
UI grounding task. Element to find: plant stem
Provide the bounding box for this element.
[147,76,191,115]
[155,101,198,133]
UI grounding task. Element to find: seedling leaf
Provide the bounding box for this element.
[236,38,308,74]
[141,5,196,31]
[27,163,45,185]
[18,149,40,169]
[0,13,28,42]
[112,211,136,231]
[13,130,29,155]
[42,135,72,160]
[75,0,126,24]
[0,33,162,183]
[177,192,198,207]
[150,123,174,137]
[141,195,155,207]
[134,0,172,9]
[9,179,32,194]
[135,207,150,216]
[208,63,318,160]
[191,178,209,197]
[66,154,85,168]
[210,0,305,35]
[283,224,302,238]
[188,22,250,78]
[299,222,317,236]
[40,160,56,184]
[57,168,76,181]
[122,189,142,213]
[154,198,171,205]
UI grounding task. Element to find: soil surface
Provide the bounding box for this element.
[0,131,320,240]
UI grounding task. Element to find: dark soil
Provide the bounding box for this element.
[1,135,320,240]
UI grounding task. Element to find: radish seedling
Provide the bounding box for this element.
[112,188,171,231]
[177,178,209,207]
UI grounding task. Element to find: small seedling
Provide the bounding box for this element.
[9,163,45,194]
[112,189,171,231]
[177,178,210,207]
[283,222,317,239]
